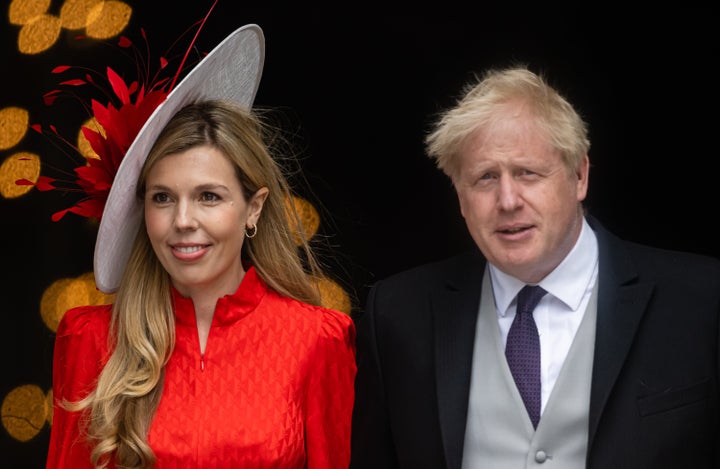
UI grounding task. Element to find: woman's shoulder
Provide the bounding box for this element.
[266,293,355,341]
[283,301,356,370]
[52,304,113,401]
[314,304,355,343]
[56,303,112,340]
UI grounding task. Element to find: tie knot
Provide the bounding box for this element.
[516,285,547,316]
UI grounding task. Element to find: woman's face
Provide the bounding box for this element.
[144,144,267,296]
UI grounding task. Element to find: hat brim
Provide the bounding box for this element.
[93,24,265,293]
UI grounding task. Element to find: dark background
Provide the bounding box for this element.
[2,2,717,467]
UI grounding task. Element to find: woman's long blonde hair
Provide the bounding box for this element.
[69,100,326,468]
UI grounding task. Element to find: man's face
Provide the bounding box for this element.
[453,102,589,283]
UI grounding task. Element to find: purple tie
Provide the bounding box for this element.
[505,285,547,428]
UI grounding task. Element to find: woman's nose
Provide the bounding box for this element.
[173,200,198,230]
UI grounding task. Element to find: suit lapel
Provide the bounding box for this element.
[432,252,486,469]
[587,218,654,448]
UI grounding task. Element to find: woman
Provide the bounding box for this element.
[47,98,356,469]
[44,21,356,469]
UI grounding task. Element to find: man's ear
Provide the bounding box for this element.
[576,155,590,201]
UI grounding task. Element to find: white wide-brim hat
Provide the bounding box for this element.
[93,23,265,293]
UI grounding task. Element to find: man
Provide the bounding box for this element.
[350,66,720,468]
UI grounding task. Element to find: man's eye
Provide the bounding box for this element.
[518,169,541,179]
[474,172,497,185]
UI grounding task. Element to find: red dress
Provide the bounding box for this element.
[46,267,357,468]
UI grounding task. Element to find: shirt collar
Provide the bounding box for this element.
[490,216,599,316]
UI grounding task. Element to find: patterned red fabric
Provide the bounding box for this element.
[47,267,356,468]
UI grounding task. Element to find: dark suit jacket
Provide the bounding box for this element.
[350,217,720,469]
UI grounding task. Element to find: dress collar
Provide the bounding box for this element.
[171,266,267,326]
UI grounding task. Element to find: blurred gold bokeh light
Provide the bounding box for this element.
[78,117,105,159]
[41,272,115,333]
[286,195,320,245]
[85,0,131,39]
[0,152,40,198]
[314,276,352,315]
[59,0,103,30]
[8,0,51,26]
[1,384,50,442]
[0,107,29,150]
[9,0,132,54]
[17,13,62,54]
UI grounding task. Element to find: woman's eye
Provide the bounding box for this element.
[151,193,170,203]
[200,192,220,202]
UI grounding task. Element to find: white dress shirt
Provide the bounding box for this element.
[489,217,599,413]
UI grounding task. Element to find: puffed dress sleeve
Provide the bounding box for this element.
[46,305,112,469]
[305,308,357,469]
